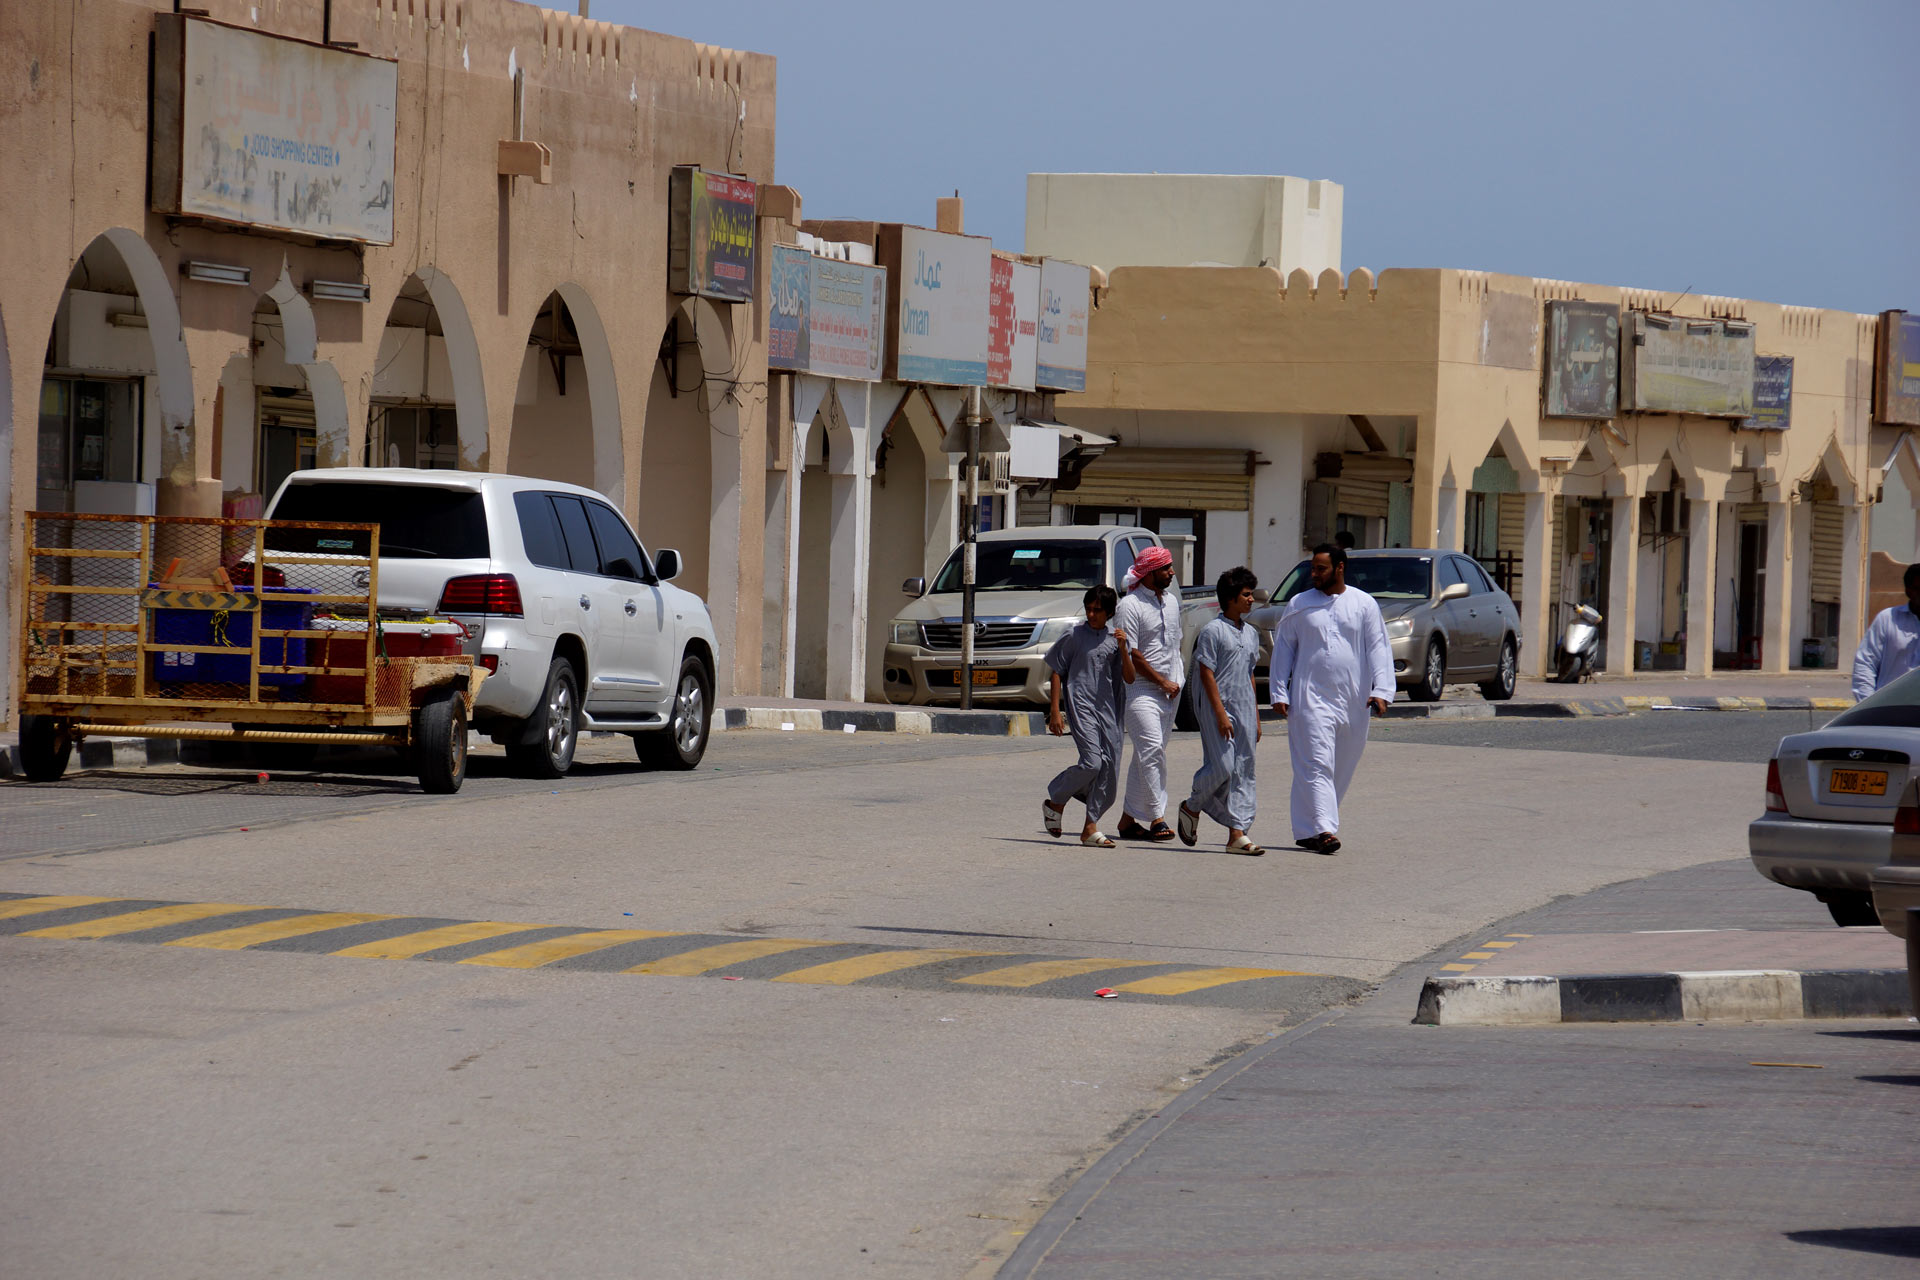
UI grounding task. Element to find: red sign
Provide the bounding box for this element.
[988,256,1015,386]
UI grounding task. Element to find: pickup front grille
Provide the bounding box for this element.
[920,621,1038,651]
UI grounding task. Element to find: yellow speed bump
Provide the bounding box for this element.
[23,902,263,939]
[332,921,546,960]
[167,912,395,950]
[0,895,120,921]
[1108,966,1308,996]
[459,929,680,969]
[627,938,835,976]
[772,948,995,985]
[956,958,1159,988]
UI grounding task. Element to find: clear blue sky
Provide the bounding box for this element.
[596,0,1916,315]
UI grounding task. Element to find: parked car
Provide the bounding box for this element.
[1868,776,1920,938]
[881,525,1225,725]
[1750,666,1920,926]
[1251,549,1520,702]
[262,468,718,778]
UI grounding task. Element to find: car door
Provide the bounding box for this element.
[1447,555,1497,672]
[546,494,635,713]
[1432,555,1481,673]
[584,497,672,711]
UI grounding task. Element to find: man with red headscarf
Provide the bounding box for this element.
[1113,543,1183,842]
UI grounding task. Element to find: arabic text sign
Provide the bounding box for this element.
[989,258,1040,390]
[1543,300,1618,419]
[768,246,810,372]
[1628,317,1755,417]
[1745,356,1793,430]
[1877,311,1920,426]
[1036,260,1091,392]
[808,257,887,382]
[896,227,990,386]
[164,18,397,244]
[670,169,757,303]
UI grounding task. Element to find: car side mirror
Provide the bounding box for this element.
[653,548,682,582]
[1437,582,1469,603]
[605,557,643,582]
[903,577,926,597]
[1252,589,1270,603]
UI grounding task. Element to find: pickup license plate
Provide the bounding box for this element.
[1828,768,1888,796]
[939,668,1000,687]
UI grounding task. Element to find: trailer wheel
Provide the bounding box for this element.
[414,689,468,794]
[18,715,74,783]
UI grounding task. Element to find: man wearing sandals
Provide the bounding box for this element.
[1178,567,1265,855]
[1113,544,1185,843]
[1042,585,1134,847]
[1270,543,1394,854]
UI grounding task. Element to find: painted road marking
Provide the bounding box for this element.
[1480,940,1518,948]
[1439,962,1477,972]
[1435,933,1534,976]
[22,902,263,939]
[628,938,834,976]
[167,912,396,950]
[772,948,995,985]
[1111,966,1306,996]
[0,895,118,921]
[1462,951,1496,960]
[331,921,545,959]
[956,958,1159,988]
[459,929,680,969]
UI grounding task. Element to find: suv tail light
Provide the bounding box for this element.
[438,573,523,617]
[1765,759,1788,813]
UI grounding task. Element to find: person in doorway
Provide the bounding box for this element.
[1271,543,1394,854]
[1042,585,1133,847]
[1852,562,1920,700]
[1178,567,1264,855]
[1115,544,1184,842]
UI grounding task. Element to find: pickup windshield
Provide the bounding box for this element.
[1275,556,1434,602]
[268,482,490,559]
[931,540,1106,592]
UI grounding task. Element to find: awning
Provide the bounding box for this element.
[1007,418,1117,480]
[1060,446,1257,512]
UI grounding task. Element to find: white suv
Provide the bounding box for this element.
[265,468,718,777]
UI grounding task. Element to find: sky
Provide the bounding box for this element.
[593,0,1916,316]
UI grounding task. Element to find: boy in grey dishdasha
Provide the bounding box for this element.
[1042,584,1135,847]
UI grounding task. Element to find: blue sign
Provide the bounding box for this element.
[1745,355,1793,430]
[768,246,810,372]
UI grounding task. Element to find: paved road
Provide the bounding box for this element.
[0,715,1828,1277]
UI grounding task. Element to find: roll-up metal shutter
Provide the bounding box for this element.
[1061,447,1255,512]
[258,393,316,430]
[1497,493,1526,560]
[1736,502,1768,524]
[1809,503,1844,603]
[1549,499,1567,618]
[1334,478,1390,520]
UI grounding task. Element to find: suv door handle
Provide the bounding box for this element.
[579,595,591,610]
[624,600,637,616]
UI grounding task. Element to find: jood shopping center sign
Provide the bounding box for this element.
[151,16,398,245]
[767,246,887,382]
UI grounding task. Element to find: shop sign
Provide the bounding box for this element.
[1543,300,1619,419]
[807,256,887,382]
[989,257,1040,390]
[768,246,810,372]
[669,167,757,303]
[1625,314,1755,417]
[1876,310,1920,426]
[1744,356,1794,430]
[1036,260,1091,392]
[151,16,398,245]
[893,227,990,386]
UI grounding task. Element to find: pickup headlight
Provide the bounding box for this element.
[1035,618,1076,645]
[890,620,921,645]
[1385,618,1414,640]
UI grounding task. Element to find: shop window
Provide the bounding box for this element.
[36,377,142,512]
[259,422,316,500]
[369,405,461,469]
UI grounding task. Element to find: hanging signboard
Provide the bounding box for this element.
[1623,314,1755,417]
[1542,300,1619,419]
[768,246,811,371]
[807,256,887,382]
[151,16,398,245]
[1036,260,1091,392]
[1744,355,1793,430]
[668,166,757,303]
[989,257,1040,390]
[877,226,990,386]
[1876,310,1920,426]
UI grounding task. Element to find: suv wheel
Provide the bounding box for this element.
[1479,638,1517,701]
[1409,638,1446,702]
[507,658,580,779]
[637,656,711,770]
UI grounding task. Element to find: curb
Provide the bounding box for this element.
[721,706,1046,737]
[1413,968,1911,1026]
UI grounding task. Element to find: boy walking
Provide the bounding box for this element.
[1177,567,1265,855]
[1043,584,1134,847]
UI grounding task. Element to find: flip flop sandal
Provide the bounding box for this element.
[1147,821,1177,843]
[1042,799,1064,838]
[1116,819,1151,841]
[1081,830,1116,848]
[1294,834,1326,852]
[1176,804,1199,847]
[1225,835,1266,856]
[1313,833,1340,856]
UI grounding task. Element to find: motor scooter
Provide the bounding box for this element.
[1555,604,1603,683]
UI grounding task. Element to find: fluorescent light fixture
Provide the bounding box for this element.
[182,259,251,286]
[308,278,371,303]
[107,311,149,328]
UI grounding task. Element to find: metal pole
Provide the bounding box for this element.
[959,387,983,709]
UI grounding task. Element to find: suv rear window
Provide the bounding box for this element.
[269,482,490,559]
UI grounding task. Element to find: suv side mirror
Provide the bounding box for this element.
[653,548,682,582]
[1437,581,1469,604]
[902,577,926,597]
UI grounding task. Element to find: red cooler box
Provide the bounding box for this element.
[308,618,467,704]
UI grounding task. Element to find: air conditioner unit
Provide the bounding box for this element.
[983,452,1013,496]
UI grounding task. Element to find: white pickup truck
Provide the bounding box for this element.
[880,525,1231,726]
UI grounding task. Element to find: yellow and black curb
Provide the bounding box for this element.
[0,892,1363,1010]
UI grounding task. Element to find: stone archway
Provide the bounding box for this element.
[506,285,624,503]
[373,269,488,472]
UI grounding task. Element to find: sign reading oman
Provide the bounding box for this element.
[1036,260,1091,393]
[886,226,991,387]
[152,17,398,245]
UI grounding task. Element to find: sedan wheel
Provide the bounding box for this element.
[1408,638,1446,702]
[1479,638,1517,701]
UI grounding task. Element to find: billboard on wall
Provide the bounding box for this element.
[1543,300,1618,418]
[1624,315,1756,416]
[1876,310,1920,426]
[989,257,1040,390]
[1744,355,1794,430]
[768,247,811,372]
[151,16,397,244]
[669,167,757,303]
[1036,260,1091,392]
[807,256,887,382]
[883,226,990,386]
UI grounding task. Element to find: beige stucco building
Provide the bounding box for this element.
[2,0,783,723]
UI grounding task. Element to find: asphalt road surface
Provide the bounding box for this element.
[0,712,1869,1277]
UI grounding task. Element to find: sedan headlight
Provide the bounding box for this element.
[1035,617,1077,645]
[1385,617,1414,640]
[890,620,921,645]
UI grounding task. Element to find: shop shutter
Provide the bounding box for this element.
[1494,493,1527,602]
[1014,487,1054,528]
[258,393,316,430]
[1735,502,1768,524]
[1334,478,1390,521]
[1061,447,1254,512]
[1809,503,1844,603]
[1549,499,1567,623]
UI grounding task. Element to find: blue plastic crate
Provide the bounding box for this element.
[150,589,312,687]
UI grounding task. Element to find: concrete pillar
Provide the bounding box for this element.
[1840,502,1866,664]
[1435,481,1463,552]
[1685,497,1719,675]
[1762,500,1791,673]
[925,462,959,579]
[763,466,791,694]
[1520,489,1554,678]
[824,421,872,702]
[1790,500,1813,667]
[707,421,744,695]
[1608,495,1640,674]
